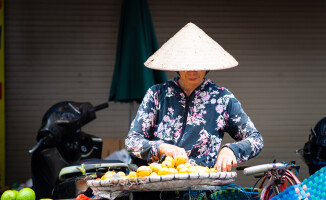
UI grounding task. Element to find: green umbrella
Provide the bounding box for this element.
[109,0,167,106]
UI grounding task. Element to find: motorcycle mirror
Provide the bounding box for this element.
[29,134,54,153]
[29,137,47,154]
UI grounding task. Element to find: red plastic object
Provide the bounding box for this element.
[76,194,91,200]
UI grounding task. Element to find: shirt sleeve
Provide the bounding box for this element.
[125,87,163,163]
[222,95,264,163]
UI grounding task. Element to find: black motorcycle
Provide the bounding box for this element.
[29,101,130,199]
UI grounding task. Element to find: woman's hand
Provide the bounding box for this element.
[159,143,188,162]
[214,147,237,172]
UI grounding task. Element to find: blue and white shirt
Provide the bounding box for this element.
[126,78,263,167]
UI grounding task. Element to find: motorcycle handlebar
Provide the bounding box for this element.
[243,163,287,176]
[93,102,109,112]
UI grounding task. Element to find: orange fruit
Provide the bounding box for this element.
[184,163,193,168]
[161,160,173,168]
[117,171,126,177]
[165,156,174,162]
[178,167,188,173]
[168,168,178,174]
[137,166,152,177]
[127,171,138,178]
[209,168,217,173]
[187,166,197,173]
[157,167,170,175]
[149,172,158,176]
[174,156,186,167]
[149,163,162,172]
[101,171,116,180]
[164,156,175,168]
[176,164,186,171]
[195,166,209,173]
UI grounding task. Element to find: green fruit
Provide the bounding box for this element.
[1,190,17,200]
[16,188,35,200]
[12,190,19,196]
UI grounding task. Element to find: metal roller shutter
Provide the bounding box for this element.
[5,0,326,186]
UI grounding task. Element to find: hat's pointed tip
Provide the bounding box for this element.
[186,22,196,28]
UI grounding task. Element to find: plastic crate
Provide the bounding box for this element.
[210,186,261,200]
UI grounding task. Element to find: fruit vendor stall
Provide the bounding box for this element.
[86,156,237,199]
[57,155,239,200]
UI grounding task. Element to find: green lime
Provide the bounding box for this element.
[16,188,36,200]
[1,190,18,200]
[12,190,19,196]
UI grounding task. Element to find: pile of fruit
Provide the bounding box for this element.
[100,156,217,180]
[0,187,38,200]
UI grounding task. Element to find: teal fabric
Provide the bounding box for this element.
[109,0,167,103]
[271,166,326,200]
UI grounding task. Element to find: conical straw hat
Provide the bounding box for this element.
[144,22,238,71]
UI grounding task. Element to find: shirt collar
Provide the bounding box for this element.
[169,77,210,97]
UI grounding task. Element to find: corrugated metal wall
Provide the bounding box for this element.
[5,0,326,187]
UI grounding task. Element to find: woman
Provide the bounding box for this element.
[125,23,263,172]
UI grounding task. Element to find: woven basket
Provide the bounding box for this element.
[87,172,237,199]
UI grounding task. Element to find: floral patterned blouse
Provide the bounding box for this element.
[125,77,264,167]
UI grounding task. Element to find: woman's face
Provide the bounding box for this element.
[178,71,206,88]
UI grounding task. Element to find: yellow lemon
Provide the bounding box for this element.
[137,166,152,177]
[149,163,162,172]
